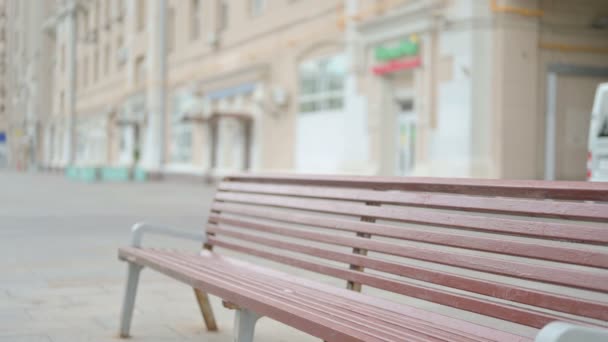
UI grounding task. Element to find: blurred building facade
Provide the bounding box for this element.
[354,0,608,179]
[2,0,608,180]
[0,0,6,167]
[3,0,55,170]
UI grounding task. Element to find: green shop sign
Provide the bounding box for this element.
[375,36,419,61]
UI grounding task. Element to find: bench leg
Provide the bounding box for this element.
[536,322,608,342]
[234,308,261,342]
[193,288,218,331]
[119,263,143,338]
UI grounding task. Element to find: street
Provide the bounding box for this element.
[0,171,312,342]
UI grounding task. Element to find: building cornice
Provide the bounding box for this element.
[357,0,444,46]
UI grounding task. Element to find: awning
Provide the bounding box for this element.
[182,83,258,123]
[183,111,252,124]
[206,83,257,101]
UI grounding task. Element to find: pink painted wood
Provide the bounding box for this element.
[119,247,531,341]
[120,174,608,341]
[208,175,608,327]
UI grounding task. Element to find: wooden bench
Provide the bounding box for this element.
[118,174,608,341]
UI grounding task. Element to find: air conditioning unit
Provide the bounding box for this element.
[272,87,288,107]
[116,46,128,65]
[207,32,219,47]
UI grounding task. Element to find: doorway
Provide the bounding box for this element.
[395,98,416,176]
[545,65,608,180]
[118,124,141,165]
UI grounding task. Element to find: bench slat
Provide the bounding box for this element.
[211,203,608,268]
[219,181,608,222]
[159,251,482,342]
[124,248,390,342]
[205,224,608,321]
[214,192,608,244]
[224,174,608,201]
[200,249,534,342]
[207,217,608,292]
[206,237,594,329]
[124,247,517,342]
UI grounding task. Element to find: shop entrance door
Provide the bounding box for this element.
[395,99,416,176]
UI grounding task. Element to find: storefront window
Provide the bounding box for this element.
[76,118,107,166]
[170,92,193,163]
[298,54,346,113]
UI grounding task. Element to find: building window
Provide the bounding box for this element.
[137,0,146,31]
[190,0,201,41]
[250,0,265,16]
[93,50,99,82]
[116,35,124,69]
[170,92,193,163]
[60,45,65,72]
[135,56,146,86]
[167,7,175,53]
[219,0,229,32]
[104,0,111,27]
[83,56,88,87]
[298,54,346,113]
[95,0,101,28]
[59,91,65,115]
[104,44,110,74]
[80,10,89,40]
[74,63,78,88]
[114,0,125,21]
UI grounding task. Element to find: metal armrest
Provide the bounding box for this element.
[130,222,206,248]
[536,322,608,342]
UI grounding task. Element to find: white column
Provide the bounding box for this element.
[141,0,167,170]
[342,0,369,173]
[61,2,78,166]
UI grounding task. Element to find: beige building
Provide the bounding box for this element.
[3,0,608,180]
[39,0,346,178]
[3,0,55,170]
[353,0,608,179]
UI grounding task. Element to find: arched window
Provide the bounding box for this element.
[298,54,346,114]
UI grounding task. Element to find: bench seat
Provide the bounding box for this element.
[119,247,530,342]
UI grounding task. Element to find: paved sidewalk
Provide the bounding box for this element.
[0,171,313,342]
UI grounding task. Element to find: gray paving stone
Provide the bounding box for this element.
[0,171,320,341]
[2,171,536,341]
[0,335,52,342]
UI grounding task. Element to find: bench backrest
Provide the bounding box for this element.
[206,174,608,329]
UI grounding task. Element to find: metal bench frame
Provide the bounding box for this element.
[120,223,264,341]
